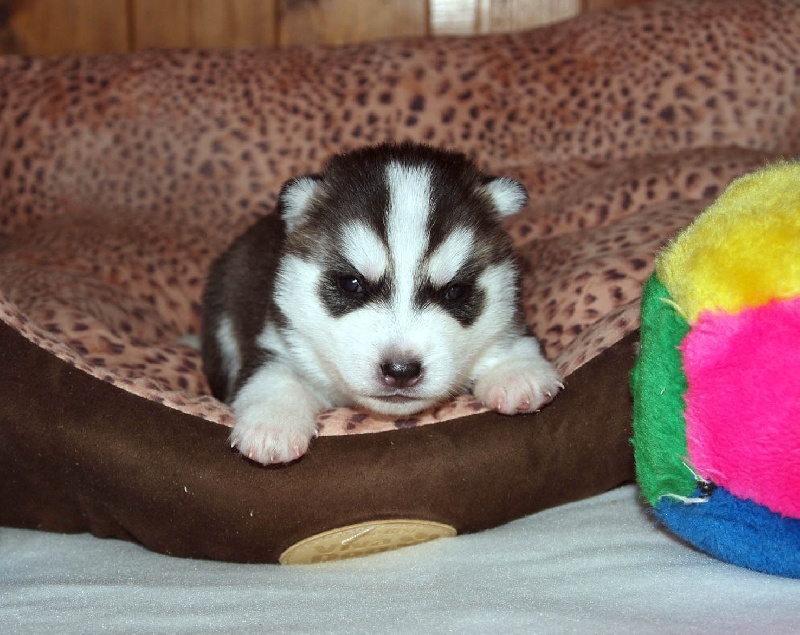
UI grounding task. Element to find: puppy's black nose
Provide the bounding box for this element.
[381,360,422,387]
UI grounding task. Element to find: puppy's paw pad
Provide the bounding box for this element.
[474,362,562,415]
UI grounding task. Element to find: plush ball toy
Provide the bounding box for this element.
[631,161,800,578]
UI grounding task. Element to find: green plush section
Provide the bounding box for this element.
[630,276,693,506]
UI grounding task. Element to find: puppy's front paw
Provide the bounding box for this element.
[229,406,317,465]
[229,371,322,464]
[473,359,563,415]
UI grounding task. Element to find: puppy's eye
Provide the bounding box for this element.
[444,282,470,302]
[337,275,365,295]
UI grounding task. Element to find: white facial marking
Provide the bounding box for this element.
[483,177,527,217]
[471,261,518,331]
[340,222,389,282]
[280,176,320,231]
[215,315,241,396]
[274,254,353,404]
[385,161,432,316]
[426,226,475,286]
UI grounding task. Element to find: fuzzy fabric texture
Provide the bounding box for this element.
[655,162,800,322]
[654,486,800,579]
[633,160,800,578]
[682,298,800,518]
[630,276,692,506]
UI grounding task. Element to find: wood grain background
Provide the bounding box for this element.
[0,0,656,56]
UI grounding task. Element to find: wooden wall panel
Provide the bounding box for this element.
[0,0,666,56]
[132,0,278,50]
[2,0,128,56]
[431,0,586,36]
[584,0,653,10]
[278,0,428,47]
[429,0,479,36]
[478,0,581,33]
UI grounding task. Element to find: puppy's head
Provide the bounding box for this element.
[273,143,527,415]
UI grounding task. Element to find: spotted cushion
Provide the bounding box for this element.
[2,0,798,563]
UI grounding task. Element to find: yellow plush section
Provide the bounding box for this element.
[656,162,800,323]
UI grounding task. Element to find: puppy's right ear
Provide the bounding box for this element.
[481,176,528,218]
[279,175,322,232]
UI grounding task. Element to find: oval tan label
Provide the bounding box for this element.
[279,519,457,565]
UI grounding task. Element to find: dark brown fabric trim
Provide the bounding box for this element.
[0,320,636,563]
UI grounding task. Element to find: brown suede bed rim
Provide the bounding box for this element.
[0,320,636,564]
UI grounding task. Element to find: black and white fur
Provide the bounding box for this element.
[201,143,562,465]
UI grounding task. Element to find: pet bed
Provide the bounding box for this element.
[2,0,799,564]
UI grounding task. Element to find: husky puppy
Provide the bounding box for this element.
[201,143,562,465]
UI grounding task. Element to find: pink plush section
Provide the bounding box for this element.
[682,298,800,518]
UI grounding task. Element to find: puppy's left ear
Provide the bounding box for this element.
[482,176,528,218]
[279,174,323,232]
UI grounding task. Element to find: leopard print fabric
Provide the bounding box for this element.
[1,0,799,435]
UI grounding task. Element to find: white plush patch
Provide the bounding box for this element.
[280,176,320,232]
[216,315,241,397]
[426,226,475,286]
[340,222,389,282]
[483,177,527,217]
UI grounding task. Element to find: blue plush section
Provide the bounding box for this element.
[654,487,800,578]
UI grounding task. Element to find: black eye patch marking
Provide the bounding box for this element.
[319,262,393,318]
[337,274,366,296]
[417,268,485,327]
[443,281,471,303]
